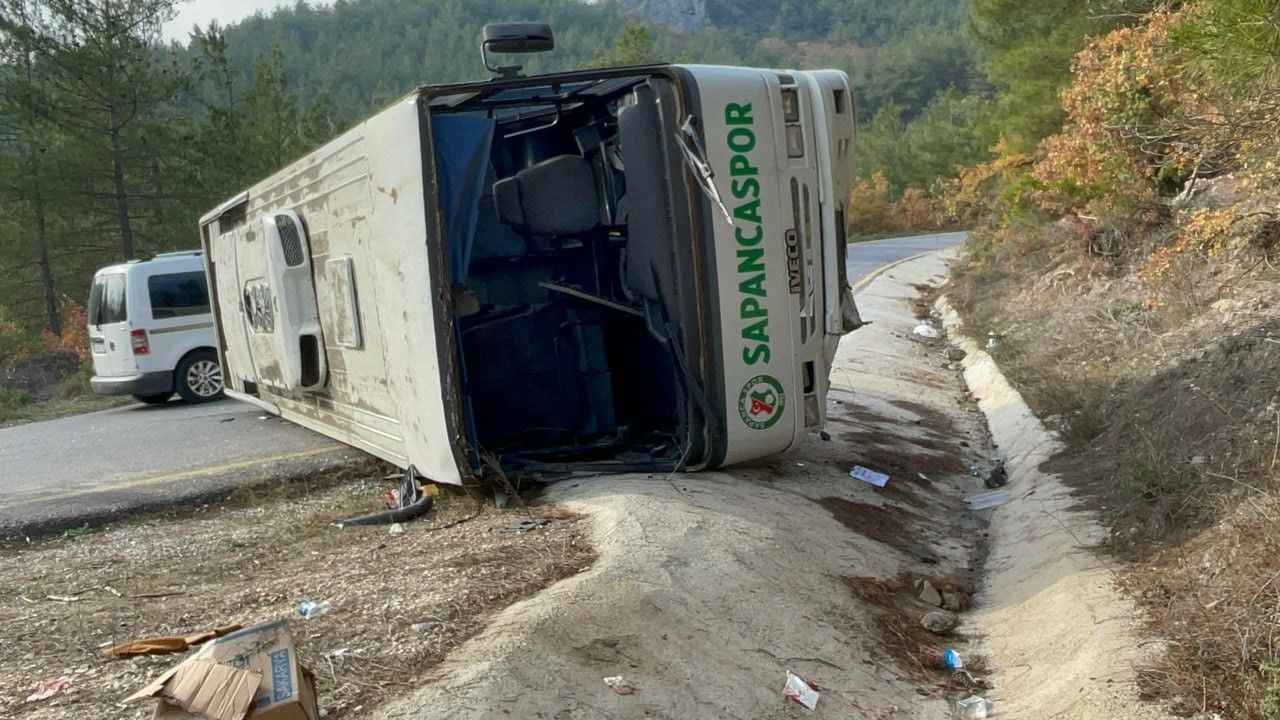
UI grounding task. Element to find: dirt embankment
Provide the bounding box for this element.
[373,252,1004,719]
[950,212,1280,718]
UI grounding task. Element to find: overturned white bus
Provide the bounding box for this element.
[199,24,861,486]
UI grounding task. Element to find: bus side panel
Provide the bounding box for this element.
[202,98,463,485]
[362,100,462,485]
[685,66,800,466]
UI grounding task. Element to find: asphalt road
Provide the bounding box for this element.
[0,399,361,535]
[846,230,967,284]
[0,232,965,536]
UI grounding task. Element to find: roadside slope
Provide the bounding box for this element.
[374,251,999,718]
[939,299,1170,720]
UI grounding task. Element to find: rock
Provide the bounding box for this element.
[1211,297,1246,323]
[985,460,1008,489]
[941,589,969,612]
[819,430,831,442]
[915,579,943,607]
[945,347,967,362]
[616,0,707,30]
[908,545,939,564]
[921,610,959,635]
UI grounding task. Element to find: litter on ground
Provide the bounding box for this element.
[783,671,820,710]
[500,517,547,534]
[297,600,330,620]
[101,624,242,659]
[956,694,990,719]
[603,676,635,695]
[850,465,890,488]
[913,323,940,339]
[964,490,1010,511]
[25,678,69,703]
[126,620,318,720]
[984,460,1008,489]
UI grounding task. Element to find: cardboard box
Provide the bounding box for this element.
[128,620,319,720]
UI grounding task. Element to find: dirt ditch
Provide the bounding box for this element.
[0,475,594,719]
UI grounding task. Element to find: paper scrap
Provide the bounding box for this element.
[850,465,890,488]
[783,671,819,710]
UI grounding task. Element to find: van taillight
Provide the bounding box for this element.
[130,329,150,355]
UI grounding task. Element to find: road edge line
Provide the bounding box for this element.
[851,250,937,295]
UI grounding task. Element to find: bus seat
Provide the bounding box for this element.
[493,155,601,236]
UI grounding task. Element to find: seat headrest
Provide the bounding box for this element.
[493,155,600,235]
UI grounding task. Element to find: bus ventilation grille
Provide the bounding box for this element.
[275,215,306,267]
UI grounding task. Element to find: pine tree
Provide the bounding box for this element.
[0,0,63,333]
[34,0,186,260]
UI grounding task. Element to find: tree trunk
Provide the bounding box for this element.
[108,103,135,260]
[37,244,60,337]
[17,41,60,335]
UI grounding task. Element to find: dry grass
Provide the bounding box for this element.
[0,392,128,429]
[0,469,594,719]
[1126,495,1280,717]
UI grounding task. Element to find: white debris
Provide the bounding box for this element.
[850,465,890,488]
[913,323,940,339]
[964,490,1010,511]
[783,671,819,710]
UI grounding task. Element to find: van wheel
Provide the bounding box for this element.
[176,351,224,403]
[133,393,172,405]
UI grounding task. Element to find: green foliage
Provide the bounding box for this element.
[0,0,337,341]
[589,22,659,68]
[1174,0,1280,96]
[0,0,983,343]
[0,384,31,411]
[856,90,997,191]
[968,0,1158,153]
[1262,661,1280,720]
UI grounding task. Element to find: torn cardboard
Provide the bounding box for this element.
[127,620,319,720]
[103,624,242,659]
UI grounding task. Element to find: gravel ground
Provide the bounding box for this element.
[0,470,593,719]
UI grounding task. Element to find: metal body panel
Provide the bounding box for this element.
[202,97,461,485]
[680,66,799,465]
[680,65,856,465]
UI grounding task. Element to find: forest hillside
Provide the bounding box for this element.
[948,3,1280,717]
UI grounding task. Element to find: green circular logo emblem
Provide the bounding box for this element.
[738,374,785,430]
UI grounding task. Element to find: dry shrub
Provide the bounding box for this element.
[1130,490,1280,719]
[849,172,945,237]
[1140,205,1280,311]
[40,296,91,364]
[896,188,939,230]
[849,172,896,235]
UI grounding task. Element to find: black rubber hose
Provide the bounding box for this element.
[338,494,435,526]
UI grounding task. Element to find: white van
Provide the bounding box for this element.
[87,251,225,404]
[199,25,860,485]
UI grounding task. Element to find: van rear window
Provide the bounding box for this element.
[88,273,127,325]
[148,271,210,319]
